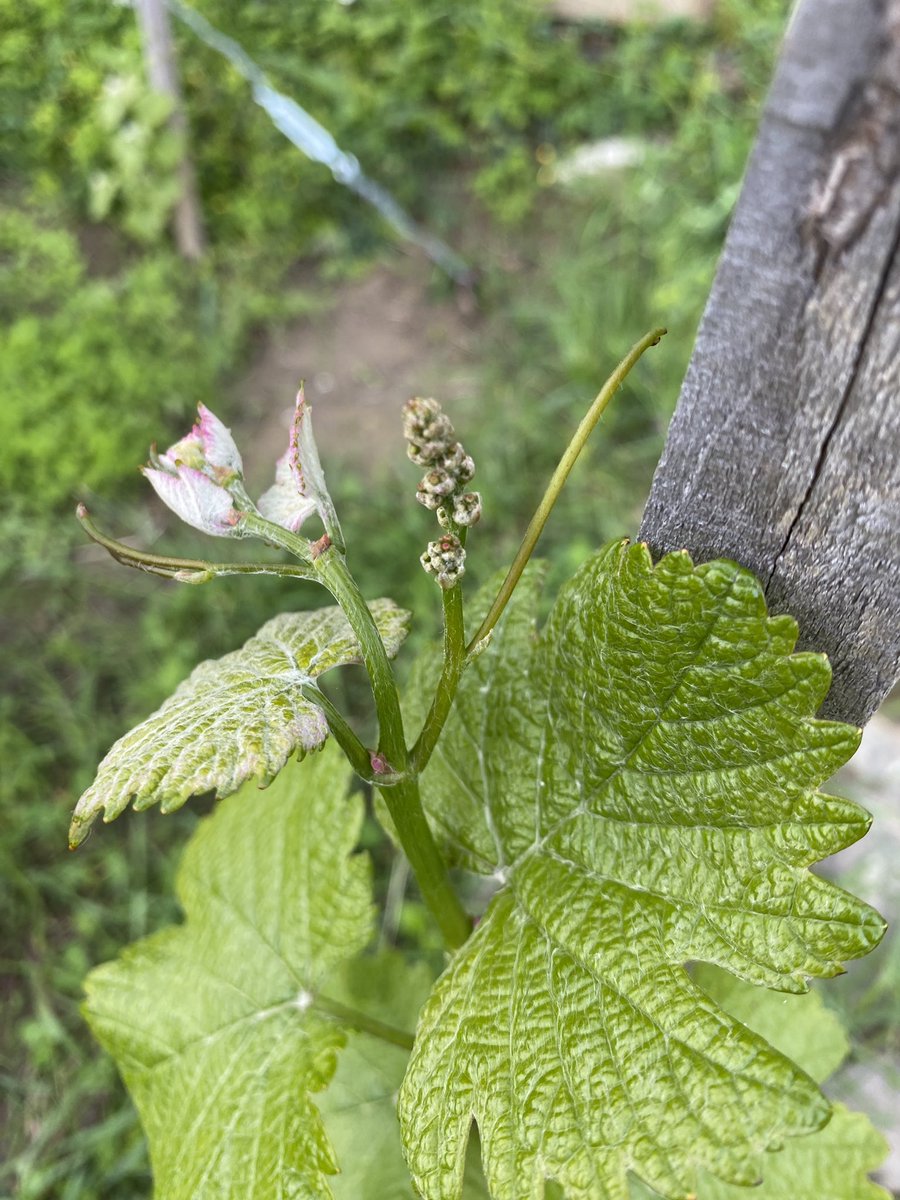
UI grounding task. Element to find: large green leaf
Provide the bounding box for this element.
[630,966,890,1199]
[400,540,885,1200]
[84,745,375,1199]
[691,964,849,1084]
[321,953,492,1200]
[322,953,431,1200]
[70,599,409,846]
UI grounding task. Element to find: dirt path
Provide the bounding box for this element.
[234,258,480,492]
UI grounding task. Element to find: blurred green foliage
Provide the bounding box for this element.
[5,0,788,242]
[84,71,182,243]
[0,213,212,511]
[7,1,861,1197]
[0,0,795,527]
[0,206,322,519]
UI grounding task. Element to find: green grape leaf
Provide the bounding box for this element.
[630,965,890,1199]
[691,963,850,1085]
[84,745,375,1200]
[70,599,409,846]
[321,952,491,1200]
[400,540,885,1200]
[674,1109,889,1200]
[322,952,432,1200]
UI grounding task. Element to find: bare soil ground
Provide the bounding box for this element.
[234,257,481,492]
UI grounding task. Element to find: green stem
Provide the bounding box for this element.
[299,684,376,783]
[313,546,408,767]
[381,775,471,948]
[313,546,471,951]
[76,505,317,583]
[241,511,313,563]
[465,326,666,656]
[411,580,466,774]
[314,994,414,1051]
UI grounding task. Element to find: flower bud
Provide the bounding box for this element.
[402,396,441,433]
[452,491,482,527]
[420,533,466,589]
[405,396,482,542]
[455,453,475,485]
[416,467,457,508]
[415,488,443,511]
[438,442,466,471]
[403,398,456,466]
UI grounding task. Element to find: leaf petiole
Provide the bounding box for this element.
[465,327,666,657]
[240,510,315,562]
[299,683,394,785]
[313,544,472,950]
[313,993,415,1051]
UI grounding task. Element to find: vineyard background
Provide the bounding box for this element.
[1,0,898,1194]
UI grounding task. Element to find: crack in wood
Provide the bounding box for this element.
[767,202,900,591]
[803,0,900,257]
[768,1,900,591]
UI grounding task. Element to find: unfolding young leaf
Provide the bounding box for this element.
[630,965,890,1199]
[85,746,374,1199]
[70,599,409,845]
[400,540,885,1200]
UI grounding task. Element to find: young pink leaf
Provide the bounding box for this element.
[257,451,319,532]
[289,387,343,548]
[143,465,243,537]
[166,403,243,483]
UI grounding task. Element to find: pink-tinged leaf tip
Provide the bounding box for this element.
[285,387,342,546]
[288,386,310,495]
[161,405,244,485]
[193,404,244,477]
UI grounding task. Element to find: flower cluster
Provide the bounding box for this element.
[420,533,467,590]
[403,398,481,530]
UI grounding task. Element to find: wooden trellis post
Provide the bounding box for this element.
[639,0,900,726]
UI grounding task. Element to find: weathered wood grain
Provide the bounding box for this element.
[639,0,900,725]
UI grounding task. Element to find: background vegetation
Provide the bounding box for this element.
[5,1,895,1196]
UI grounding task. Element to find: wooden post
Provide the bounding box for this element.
[134,0,206,261]
[639,0,900,727]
